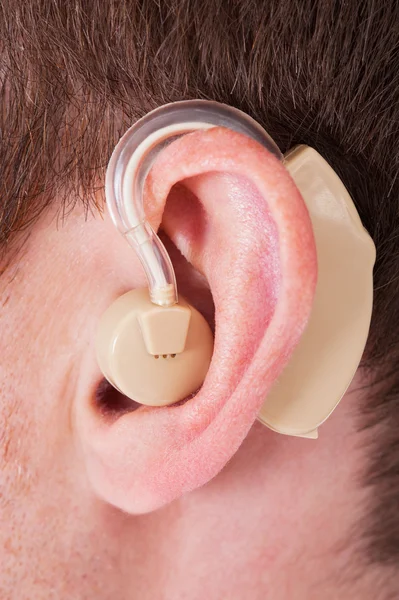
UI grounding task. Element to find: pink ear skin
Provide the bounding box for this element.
[82,127,317,514]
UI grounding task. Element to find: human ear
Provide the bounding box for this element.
[78,125,317,514]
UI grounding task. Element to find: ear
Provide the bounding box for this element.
[79,127,317,514]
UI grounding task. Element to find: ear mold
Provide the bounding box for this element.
[96,289,213,407]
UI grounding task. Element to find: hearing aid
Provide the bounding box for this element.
[96,100,376,437]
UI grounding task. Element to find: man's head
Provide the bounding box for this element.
[0,1,398,598]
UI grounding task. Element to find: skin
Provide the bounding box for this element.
[0,128,385,599]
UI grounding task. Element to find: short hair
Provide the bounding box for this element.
[1,0,399,569]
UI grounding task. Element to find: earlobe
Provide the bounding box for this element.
[80,126,317,514]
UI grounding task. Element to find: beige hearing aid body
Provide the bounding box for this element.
[258,146,375,438]
[96,101,375,438]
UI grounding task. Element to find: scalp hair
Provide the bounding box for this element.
[1,0,399,573]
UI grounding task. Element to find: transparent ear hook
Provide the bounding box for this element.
[105,100,282,307]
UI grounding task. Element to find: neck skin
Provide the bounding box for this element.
[117,380,372,599]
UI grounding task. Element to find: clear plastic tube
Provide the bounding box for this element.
[105,100,282,307]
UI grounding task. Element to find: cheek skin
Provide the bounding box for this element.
[0,203,379,599]
[0,205,140,598]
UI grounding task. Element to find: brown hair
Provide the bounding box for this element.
[1,0,399,568]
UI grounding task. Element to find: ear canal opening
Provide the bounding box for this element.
[94,379,141,420]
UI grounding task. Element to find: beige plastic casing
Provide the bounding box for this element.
[257,145,376,438]
[96,289,214,407]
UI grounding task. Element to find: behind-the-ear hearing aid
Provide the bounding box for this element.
[96,100,376,438]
